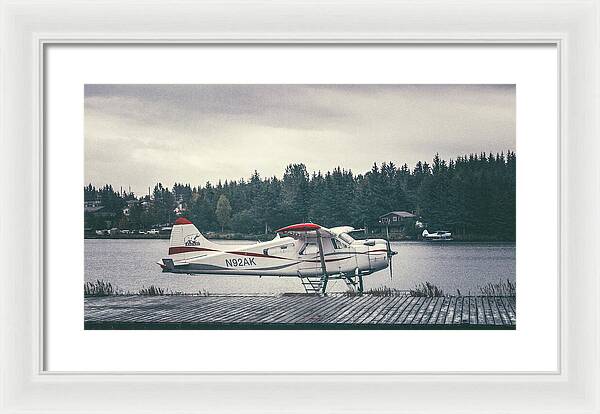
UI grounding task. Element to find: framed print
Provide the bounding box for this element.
[48,45,548,373]
[1,1,599,413]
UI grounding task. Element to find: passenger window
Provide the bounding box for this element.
[265,244,292,256]
[301,243,319,255]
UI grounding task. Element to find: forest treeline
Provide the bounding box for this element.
[84,151,516,241]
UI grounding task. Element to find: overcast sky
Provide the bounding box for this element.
[85,84,515,196]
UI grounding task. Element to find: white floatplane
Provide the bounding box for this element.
[159,217,397,294]
[422,229,453,241]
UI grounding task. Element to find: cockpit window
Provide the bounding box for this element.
[332,238,348,249]
[339,233,355,244]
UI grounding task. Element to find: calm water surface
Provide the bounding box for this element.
[85,239,515,295]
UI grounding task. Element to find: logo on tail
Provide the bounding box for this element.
[168,217,218,256]
[184,234,203,246]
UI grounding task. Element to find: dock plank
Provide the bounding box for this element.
[501,297,516,325]
[444,297,457,324]
[413,298,435,324]
[329,295,372,323]
[495,297,512,326]
[403,298,427,324]
[379,296,412,324]
[453,297,464,324]
[475,297,486,325]
[469,297,478,325]
[371,295,408,324]
[361,296,399,324]
[481,297,494,324]
[488,297,503,325]
[85,295,516,329]
[435,297,450,324]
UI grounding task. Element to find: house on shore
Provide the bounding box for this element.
[84,199,104,214]
[378,211,418,236]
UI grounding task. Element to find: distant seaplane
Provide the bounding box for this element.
[159,217,397,294]
[422,229,453,241]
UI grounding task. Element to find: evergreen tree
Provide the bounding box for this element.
[84,151,516,241]
[215,194,232,232]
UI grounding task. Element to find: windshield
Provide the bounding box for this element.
[339,233,355,244]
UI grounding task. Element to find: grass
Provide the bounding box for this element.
[478,279,516,297]
[138,286,189,296]
[344,286,409,297]
[343,280,516,298]
[84,280,207,296]
[138,285,165,295]
[410,282,445,297]
[84,279,116,297]
[409,280,516,297]
[85,279,515,298]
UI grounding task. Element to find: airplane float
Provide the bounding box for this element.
[159,217,397,294]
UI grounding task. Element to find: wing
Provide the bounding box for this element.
[276,223,321,232]
[276,223,338,239]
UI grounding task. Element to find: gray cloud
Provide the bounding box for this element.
[85,84,515,196]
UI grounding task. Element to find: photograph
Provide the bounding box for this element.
[7,0,599,410]
[83,84,516,329]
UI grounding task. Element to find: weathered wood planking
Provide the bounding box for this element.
[85,295,516,329]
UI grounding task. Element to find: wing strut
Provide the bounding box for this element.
[315,230,329,295]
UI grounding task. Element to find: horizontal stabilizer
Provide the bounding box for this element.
[162,258,175,271]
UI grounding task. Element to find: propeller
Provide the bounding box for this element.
[385,239,398,280]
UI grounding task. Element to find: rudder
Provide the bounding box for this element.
[168,217,216,256]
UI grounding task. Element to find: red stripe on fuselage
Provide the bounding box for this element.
[304,256,353,263]
[168,246,217,255]
[168,246,289,260]
[227,251,290,260]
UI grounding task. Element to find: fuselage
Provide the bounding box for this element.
[161,234,390,278]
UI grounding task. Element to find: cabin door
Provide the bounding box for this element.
[297,240,320,277]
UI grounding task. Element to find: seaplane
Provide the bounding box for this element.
[422,229,453,241]
[158,217,397,294]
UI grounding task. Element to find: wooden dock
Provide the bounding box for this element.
[84,295,516,329]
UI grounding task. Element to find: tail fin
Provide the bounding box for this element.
[168,217,217,256]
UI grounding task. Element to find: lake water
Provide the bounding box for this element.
[85,239,515,295]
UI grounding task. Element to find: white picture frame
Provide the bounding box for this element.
[1,0,598,413]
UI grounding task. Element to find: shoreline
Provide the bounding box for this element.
[84,234,516,243]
